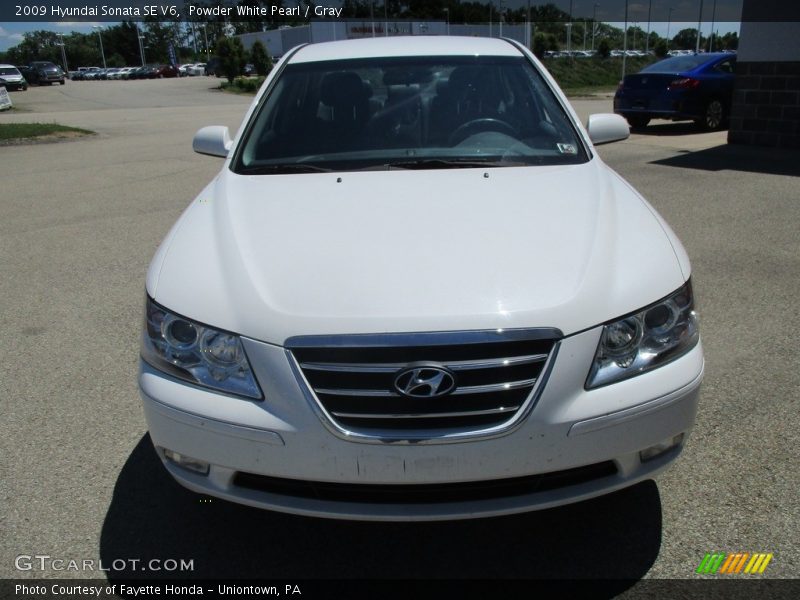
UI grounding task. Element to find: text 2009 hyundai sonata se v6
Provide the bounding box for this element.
[139,36,703,521]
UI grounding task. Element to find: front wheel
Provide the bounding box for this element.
[696,99,725,131]
[626,115,650,129]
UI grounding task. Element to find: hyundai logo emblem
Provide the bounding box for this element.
[393,365,456,398]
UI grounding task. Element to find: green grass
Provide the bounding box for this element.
[0,122,94,141]
[543,56,659,94]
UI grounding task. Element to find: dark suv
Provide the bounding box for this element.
[204,57,222,77]
[20,62,65,85]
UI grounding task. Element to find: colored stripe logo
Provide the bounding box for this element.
[697,553,773,574]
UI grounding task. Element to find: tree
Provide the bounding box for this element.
[672,28,704,51]
[532,32,548,59]
[597,38,611,59]
[217,36,246,83]
[142,17,183,63]
[654,39,669,58]
[720,31,739,50]
[249,40,271,76]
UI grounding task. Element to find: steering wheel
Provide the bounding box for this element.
[448,118,517,145]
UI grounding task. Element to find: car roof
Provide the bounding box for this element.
[289,36,522,64]
[0,64,20,69]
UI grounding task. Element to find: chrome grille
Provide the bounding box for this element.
[287,329,560,438]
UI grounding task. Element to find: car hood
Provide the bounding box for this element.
[148,160,688,345]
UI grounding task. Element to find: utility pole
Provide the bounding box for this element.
[667,7,674,50]
[92,26,106,69]
[369,0,375,37]
[567,0,573,55]
[622,0,628,80]
[189,21,198,57]
[56,33,68,73]
[592,3,599,52]
[645,0,652,54]
[709,0,717,52]
[696,0,704,54]
[136,23,145,66]
[526,0,531,49]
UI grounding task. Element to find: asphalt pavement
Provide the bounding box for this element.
[1,78,798,589]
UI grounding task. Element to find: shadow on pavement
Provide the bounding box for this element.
[633,121,706,136]
[649,142,800,177]
[101,435,662,587]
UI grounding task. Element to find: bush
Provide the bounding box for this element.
[532,32,548,59]
[216,37,246,84]
[250,41,272,77]
[221,76,267,94]
[597,38,611,59]
[654,39,669,58]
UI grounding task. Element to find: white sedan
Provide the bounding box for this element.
[139,36,703,521]
[185,63,206,76]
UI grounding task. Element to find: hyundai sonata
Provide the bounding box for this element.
[139,36,703,520]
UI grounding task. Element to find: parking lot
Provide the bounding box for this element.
[1,77,799,587]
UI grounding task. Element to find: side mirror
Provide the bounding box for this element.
[586,113,630,145]
[193,126,232,158]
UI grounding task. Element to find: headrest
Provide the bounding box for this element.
[320,72,367,106]
[447,66,484,95]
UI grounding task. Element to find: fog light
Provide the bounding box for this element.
[639,433,684,463]
[162,448,210,475]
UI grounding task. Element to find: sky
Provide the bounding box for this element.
[0,0,744,52]
[0,22,107,51]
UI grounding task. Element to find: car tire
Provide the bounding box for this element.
[696,98,725,131]
[626,115,650,129]
[59,80,65,85]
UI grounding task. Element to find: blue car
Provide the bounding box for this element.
[614,53,736,131]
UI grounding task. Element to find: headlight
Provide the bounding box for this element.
[141,297,262,399]
[586,281,699,389]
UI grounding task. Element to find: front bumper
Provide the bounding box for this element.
[139,328,704,521]
[1,79,26,91]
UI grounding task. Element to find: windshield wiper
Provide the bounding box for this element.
[238,164,333,175]
[387,158,530,170]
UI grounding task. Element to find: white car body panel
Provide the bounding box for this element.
[147,162,684,345]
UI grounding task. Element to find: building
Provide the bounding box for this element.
[238,21,527,58]
[728,1,800,148]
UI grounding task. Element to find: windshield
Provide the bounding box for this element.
[0,67,20,76]
[233,55,587,174]
[642,55,714,73]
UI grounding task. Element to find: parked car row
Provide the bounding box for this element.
[65,63,218,80]
[70,65,182,80]
[545,50,600,58]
